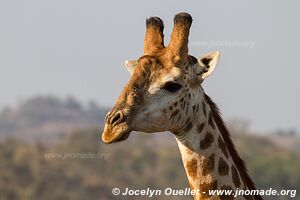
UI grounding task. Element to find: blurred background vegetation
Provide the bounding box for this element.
[0,96,299,200]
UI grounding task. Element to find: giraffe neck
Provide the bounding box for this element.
[173,95,262,200]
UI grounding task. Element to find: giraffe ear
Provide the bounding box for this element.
[197,51,220,80]
[125,60,138,75]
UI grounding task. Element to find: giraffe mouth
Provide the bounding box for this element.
[102,124,132,144]
[114,131,131,142]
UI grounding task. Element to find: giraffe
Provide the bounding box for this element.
[102,13,263,200]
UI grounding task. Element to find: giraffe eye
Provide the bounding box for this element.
[162,82,182,93]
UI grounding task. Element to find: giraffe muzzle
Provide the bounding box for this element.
[102,110,132,144]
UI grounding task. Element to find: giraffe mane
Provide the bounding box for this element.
[204,93,263,200]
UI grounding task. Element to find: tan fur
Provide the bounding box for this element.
[167,13,192,65]
[144,17,165,55]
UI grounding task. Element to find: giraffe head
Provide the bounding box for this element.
[102,13,220,143]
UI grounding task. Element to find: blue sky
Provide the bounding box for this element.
[0,0,299,132]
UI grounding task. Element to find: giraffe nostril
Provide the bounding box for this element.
[111,113,121,124]
[110,111,125,127]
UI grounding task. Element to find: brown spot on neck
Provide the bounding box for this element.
[174,101,178,107]
[196,123,205,134]
[186,158,198,179]
[202,153,215,176]
[183,121,193,132]
[218,157,229,176]
[200,132,214,150]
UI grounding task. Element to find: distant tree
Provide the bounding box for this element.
[65,96,82,111]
